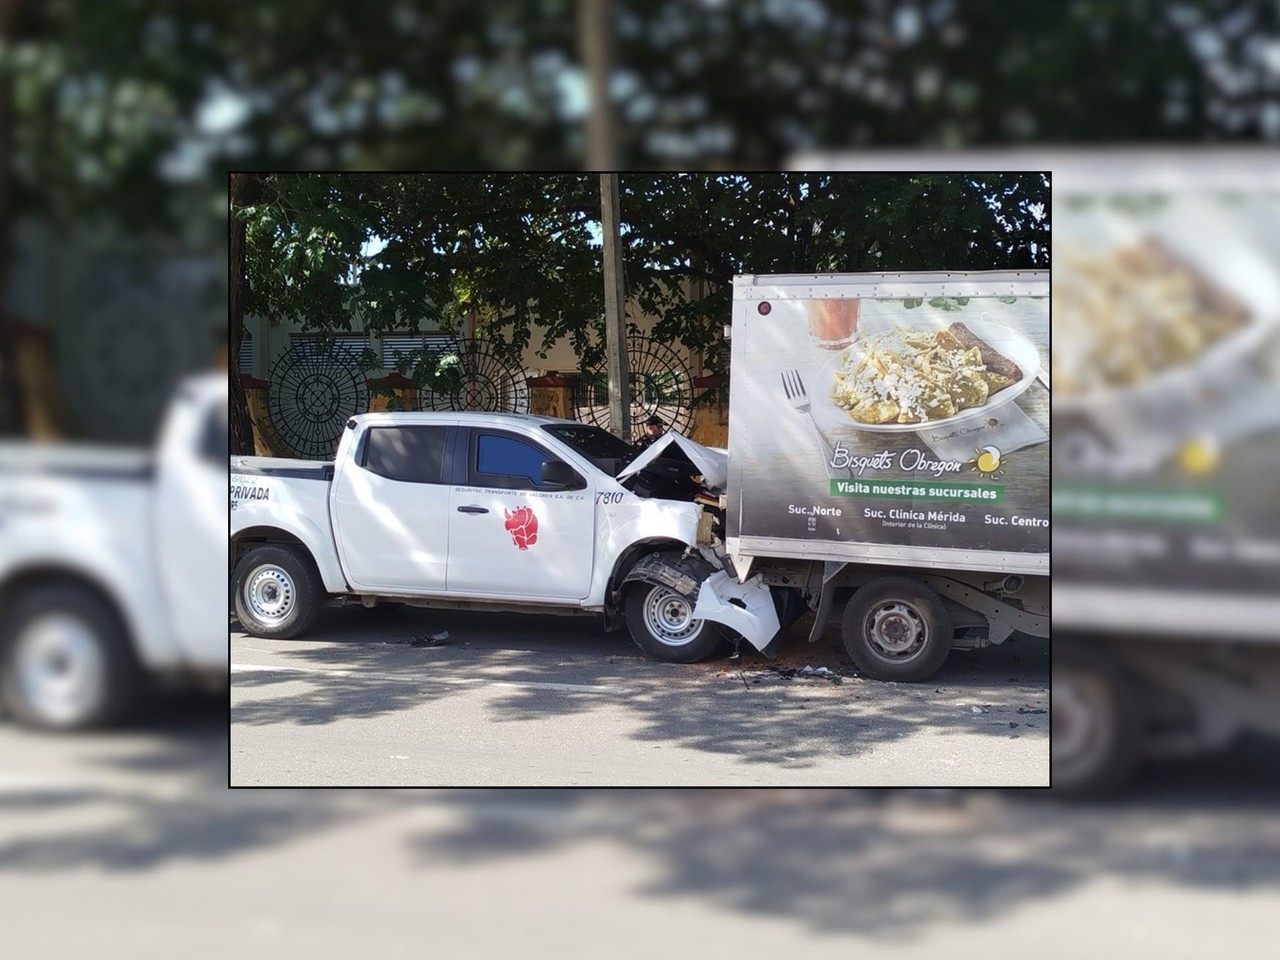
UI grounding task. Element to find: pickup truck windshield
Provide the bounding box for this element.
[541,424,637,477]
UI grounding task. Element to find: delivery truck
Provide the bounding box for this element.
[807,151,1280,794]
[232,269,1050,686]
[721,270,1050,680]
[1047,153,1280,794]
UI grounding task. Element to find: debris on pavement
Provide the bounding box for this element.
[726,664,845,686]
[379,630,453,648]
[409,633,450,648]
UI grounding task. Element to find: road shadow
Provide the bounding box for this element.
[2,694,1277,942]
[417,779,1280,938]
[230,605,1048,774]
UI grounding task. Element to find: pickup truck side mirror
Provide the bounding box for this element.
[540,460,581,489]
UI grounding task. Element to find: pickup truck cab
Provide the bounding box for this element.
[231,412,780,662]
[0,374,228,728]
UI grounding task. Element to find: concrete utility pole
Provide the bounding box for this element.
[578,0,618,170]
[599,173,630,440]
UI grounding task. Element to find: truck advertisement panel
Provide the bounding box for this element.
[727,272,1049,573]
[1050,158,1280,622]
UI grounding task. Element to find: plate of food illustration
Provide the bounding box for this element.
[808,317,1043,434]
[1052,236,1274,415]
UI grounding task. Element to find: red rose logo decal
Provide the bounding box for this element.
[504,506,539,550]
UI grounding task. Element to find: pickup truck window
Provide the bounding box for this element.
[540,424,636,476]
[473,433,559,490]
[364,426,448,484]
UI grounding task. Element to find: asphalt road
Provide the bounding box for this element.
[3,683,1278,958]
[3,692,1277,959]
[230,603,1049,787]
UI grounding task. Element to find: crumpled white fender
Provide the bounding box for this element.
[692,570,781,652]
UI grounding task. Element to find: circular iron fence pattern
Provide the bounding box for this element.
[267,342,369,459]
[416,338,529,414]
[573,336,694,438]
[59,254,219,442]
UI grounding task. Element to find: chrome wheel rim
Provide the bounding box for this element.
[244,564,296,624]
[14,613,106,726]
[864,601,928,662]
[642,587,701,647]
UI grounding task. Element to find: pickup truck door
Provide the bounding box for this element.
[447,428,596,601]
[331,424,454,593]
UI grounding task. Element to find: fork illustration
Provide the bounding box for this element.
[781,369,841,478]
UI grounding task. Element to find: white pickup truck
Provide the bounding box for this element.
[231,413,781,662]
[0,374,228,728]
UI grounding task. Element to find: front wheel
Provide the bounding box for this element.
[624,582,725,663]
[841,576,952,681]
[232,544,325,639]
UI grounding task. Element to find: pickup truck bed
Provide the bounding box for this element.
[231,456,335,481]
[0,443,154,480]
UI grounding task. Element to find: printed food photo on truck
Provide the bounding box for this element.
[729,274,1049,564]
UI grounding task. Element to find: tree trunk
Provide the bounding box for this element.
[0,0,27,435]
[228,173,261,456]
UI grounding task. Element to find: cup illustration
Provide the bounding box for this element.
[808,298,860,350]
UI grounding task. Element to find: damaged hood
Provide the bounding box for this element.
[617,433,728,492]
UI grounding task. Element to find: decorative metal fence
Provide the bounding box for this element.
[262,336,533,458]
[261,334,694,458]
[266,341,369,459]
[415,338,530,415]
[572,336,695,438]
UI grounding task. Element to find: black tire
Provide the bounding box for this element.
[0,583,143,730]
[1051,641,1138,798]
[232,543,325,639]
[841,576,952,681]
[624,581,726,663]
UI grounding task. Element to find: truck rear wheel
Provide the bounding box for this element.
[0,583,142,730]
[232,544,325,639]
[1051,642,1138,797]
[625,582,725,663]
[841,576,952,681]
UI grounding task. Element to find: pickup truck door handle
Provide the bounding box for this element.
[456,505,489,515]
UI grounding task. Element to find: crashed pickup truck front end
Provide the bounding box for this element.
[616,433,782,654]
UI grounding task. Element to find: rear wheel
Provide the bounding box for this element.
[232,544,325,639]
[1052,642,1138,797]
[841,576,952,681]
[0,583,142,730]
[625,582,725,663]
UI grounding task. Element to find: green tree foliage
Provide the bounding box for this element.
[622,173,1047,366]
[6,1,1272,229]
[238,172,1047,384]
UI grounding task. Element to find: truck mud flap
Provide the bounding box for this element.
[693,571,781,655]
[807,578,836,645]
[805,560,846,644]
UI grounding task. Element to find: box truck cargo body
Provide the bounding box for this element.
[724,271,1050,681]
